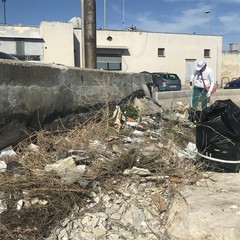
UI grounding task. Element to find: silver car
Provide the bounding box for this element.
[151,72,182,91]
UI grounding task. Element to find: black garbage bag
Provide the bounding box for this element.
[196,99,240,171]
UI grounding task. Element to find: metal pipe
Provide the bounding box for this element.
[197,151,240,164]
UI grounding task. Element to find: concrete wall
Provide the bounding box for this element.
[0,60,151,150]
[154,89,240,110]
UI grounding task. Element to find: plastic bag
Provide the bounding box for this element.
[205,85,217,94]
[196,99,240,171]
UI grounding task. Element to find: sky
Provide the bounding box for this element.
[1,0,240,51]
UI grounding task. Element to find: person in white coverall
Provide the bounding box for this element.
[188,60,215,122]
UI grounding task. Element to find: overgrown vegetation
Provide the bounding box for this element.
[122,105,141,121]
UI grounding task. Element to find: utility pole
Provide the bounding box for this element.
[81,0,85,68]
[81,0,97,69]
[2,0,6,24]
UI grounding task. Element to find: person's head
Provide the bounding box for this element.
[196,60,207,72]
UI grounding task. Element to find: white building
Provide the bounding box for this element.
[0,21,222,86]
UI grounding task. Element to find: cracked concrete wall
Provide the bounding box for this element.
[0,60,151,150]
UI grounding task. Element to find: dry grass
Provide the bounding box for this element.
[0,106,203,240]
[0,172,88,239]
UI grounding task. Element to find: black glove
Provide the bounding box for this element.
[190,82,192,87]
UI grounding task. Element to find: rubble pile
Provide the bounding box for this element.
[0,98,199,240]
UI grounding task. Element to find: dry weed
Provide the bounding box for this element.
[0,105,202,239]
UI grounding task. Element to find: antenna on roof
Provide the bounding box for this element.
[104,0,107,29]
[122,0,125,30]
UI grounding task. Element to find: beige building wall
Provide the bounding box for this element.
[221,51,240,87]
[40,22,75,66]
[94,30,222,86]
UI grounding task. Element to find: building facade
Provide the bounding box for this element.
[0,21,222,86]
[221,44,240,87]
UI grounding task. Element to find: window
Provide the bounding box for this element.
[97,54,122,71]
[163,74,179,80]
[97,47,129,71]
[158,48,165,57]
[204,49,211,58]
[0,37,44,61]
[96,48,129,71]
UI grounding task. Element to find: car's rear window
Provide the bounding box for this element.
[163,74,179,80]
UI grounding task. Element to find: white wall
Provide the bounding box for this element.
[221,51,240,86]
[95,30,222,86]
[40,22,75,66]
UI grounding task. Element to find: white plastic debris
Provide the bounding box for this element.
[0,146,16,158]
[0,161,7,172]
[45,157,86,184]
[132,130,144,136]
[45,157,76,173]
[27,143,40,152]
[31,197,40,205]
[124,136,132,143]
[125,121,139,127]
[179,142,198,159]
[39,200,48,206]
[123,167,152,176]
[16,199,24,210]
[0,199,7,214]
[186,142,197,153]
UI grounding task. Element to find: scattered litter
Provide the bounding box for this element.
[31,197,40,205]
[175,101,190,119]
[0,146,16,158]
[125,121,139,127]
[45,156,86,184]
[16,199,24,211]
[124,167,153,176]
[0,99,199,240]
[27,143,40,152]
[109,105,124,132]
[132,130,144,136]
[179,142,198,159]
[0,160,7,172]
[124,136,132,143]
